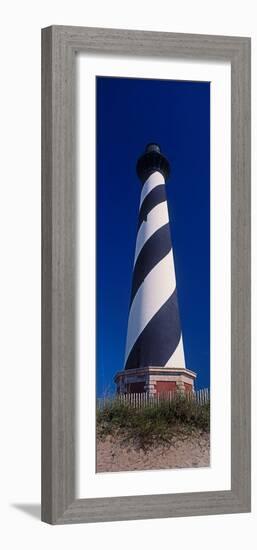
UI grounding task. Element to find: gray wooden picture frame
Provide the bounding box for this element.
[41,25,251,524]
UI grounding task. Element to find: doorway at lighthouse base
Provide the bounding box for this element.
[114,366,196,396]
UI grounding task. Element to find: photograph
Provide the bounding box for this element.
[96,75,210,473]
[40,24,250,525]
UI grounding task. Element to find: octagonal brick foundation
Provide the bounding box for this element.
[114,366,196,396]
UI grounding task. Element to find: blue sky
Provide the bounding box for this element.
[96,76,210,396]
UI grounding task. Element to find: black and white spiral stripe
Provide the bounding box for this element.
[124,170,186,371]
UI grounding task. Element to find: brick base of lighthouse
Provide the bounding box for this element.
[114,367,196,396]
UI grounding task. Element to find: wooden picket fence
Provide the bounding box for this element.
[96,388,210,410]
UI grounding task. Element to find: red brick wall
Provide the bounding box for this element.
[121,379,193,394]
[155,381,177,394]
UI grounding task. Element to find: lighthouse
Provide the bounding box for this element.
[114,144,196,395]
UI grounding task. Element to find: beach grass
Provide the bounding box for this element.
[96,395,210,450]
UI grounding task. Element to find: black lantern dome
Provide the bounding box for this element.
[136,143,170,184]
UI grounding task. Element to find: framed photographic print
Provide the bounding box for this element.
[41,25,251,524]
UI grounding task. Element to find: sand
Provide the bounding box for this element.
[96,431,210,472]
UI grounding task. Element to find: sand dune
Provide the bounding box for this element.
[96,431,210,473]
